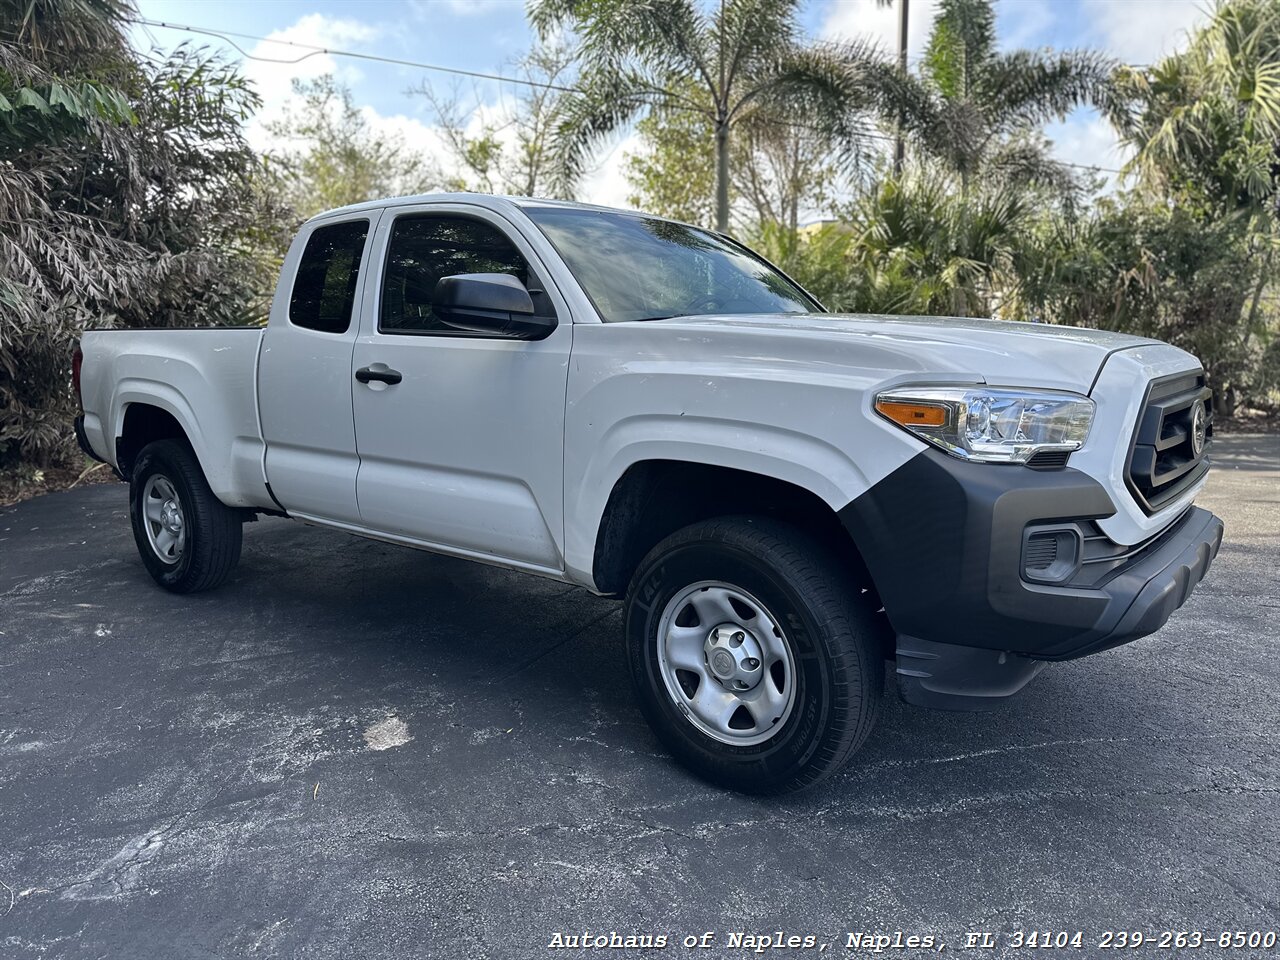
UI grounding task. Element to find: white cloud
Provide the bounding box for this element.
[1044,110,1132,190]
[445,0,510,16]
[234,12,476,197]
[241,14,380,150]
[347,94,635,208]
[578,131,643,210]
[417,84,640,207]
[408,0,512,17]
[358,107,466,184]
[820,0,939,61]
[1078,0,1207,65]
[996,0,1056,51]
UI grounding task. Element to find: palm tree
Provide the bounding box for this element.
[880,0,1118,193]
[1115,0,1280,217]
[528,0,884,231]
[1112,0,1280,407]
[854,174,1031,316]
[753,173,1031,318]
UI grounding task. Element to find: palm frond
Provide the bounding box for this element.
[1120,0,1280,210]
[982,49,1120,133]
[740,39,886,165]
[529,0,711,83]
[547,67,658,195]
[986,139,1081,195]
[717,0,801,97]
[922,0,996,102]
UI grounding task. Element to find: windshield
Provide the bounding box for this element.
[524,206,819,323]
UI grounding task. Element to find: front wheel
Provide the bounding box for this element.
[625,516,884,794]
[129,439,242,593]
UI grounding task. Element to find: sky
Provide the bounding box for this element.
[128,0,1213,211]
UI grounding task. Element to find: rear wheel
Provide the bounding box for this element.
[129,439,242,593]
[624,516,883,794]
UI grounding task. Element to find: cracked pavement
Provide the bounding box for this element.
[0,435,1277,958]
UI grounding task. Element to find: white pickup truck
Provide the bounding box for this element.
[75,194,1224,793]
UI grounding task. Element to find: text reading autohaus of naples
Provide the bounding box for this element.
[546,931,942,952]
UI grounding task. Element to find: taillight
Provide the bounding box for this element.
[72,346,84,408]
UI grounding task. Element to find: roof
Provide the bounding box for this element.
[307,192,652,223]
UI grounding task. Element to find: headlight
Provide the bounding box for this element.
[875,386,1094,463]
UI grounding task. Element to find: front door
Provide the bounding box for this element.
[350,204,572,572]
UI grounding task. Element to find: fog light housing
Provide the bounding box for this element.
[1021,524,1082,584]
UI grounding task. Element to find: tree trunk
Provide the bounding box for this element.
[715,119,730,233]
[1244,247,1272,333]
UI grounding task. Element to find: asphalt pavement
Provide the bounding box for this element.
[1,435,1277,959]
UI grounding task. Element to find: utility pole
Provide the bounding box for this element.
[893,0,909,177]
[715,0,730,233]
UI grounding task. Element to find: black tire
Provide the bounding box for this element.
[129,439,242,594]
[624,516,883,794]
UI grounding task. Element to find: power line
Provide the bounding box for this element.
[126,16,1125,176]
[127,17,582,93]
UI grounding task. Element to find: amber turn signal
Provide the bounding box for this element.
[875,399,947,427]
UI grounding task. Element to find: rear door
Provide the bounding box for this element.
[350,202,572,572]
[259,213,380,523]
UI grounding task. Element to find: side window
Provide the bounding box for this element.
[379,215,549,334]
[289,219,370,334]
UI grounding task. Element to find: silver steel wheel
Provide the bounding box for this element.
[141,474,186,565]
[655,580,797,747]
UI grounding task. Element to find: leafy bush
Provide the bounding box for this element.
[0,0,291,468]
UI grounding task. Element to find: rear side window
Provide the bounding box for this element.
[289,219,370,334]
[380,215,536,334]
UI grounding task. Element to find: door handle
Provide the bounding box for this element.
[355,366,403,385]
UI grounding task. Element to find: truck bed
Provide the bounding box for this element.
[78,327,274,509]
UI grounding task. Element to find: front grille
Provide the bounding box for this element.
[1125,371,1212,514]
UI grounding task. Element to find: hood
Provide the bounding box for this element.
[644,313,1159,393]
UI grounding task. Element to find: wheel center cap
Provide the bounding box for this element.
[161,500,182,532]
[704,624,764,691]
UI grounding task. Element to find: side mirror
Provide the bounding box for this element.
[432,273,555,340]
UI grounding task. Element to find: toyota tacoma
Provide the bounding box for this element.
[74,194,1224,793]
